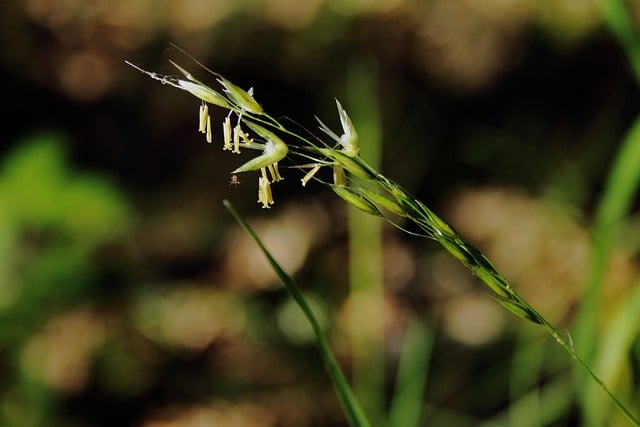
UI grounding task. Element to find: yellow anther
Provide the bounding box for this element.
[198,104,208,133]
[301,164,322,187]
[239,129,253,144]
[206,115,212,143]
[258,168,274,208]
[223,116,232,151]
[267,163,283,182]
[233,125,241,154]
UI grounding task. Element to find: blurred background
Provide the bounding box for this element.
[1,0,639,426]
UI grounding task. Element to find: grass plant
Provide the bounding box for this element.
[575,3,640,424]
[128,43,640,425]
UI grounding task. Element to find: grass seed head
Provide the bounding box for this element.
[333,164,347,187]
[358,190,407,217]
[332,186,382,216]
[218,77,263,115]
[126,61,231,109]
[335,99,359,157]
[319,149,374,180]
[232,121,288,174]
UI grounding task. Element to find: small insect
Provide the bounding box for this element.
[229,174,241,187]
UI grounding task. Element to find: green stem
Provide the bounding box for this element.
[388,319,433,427]
[381,177,640,425]
[596,0,640,83]
[540,318,640,426]
[223,200,372,427]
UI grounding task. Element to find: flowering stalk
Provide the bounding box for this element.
[128,58,640,426]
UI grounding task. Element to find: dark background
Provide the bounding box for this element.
[0,1,639,426]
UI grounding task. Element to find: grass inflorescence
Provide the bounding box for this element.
[127,49,640,426]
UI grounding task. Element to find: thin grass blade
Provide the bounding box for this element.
[388,319,434,427]
[223,200,371,427]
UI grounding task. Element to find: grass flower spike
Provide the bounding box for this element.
[126,61,231,109]
[232,121,287,176]
[129,56,640,426]
[336,99,359,156]
[218,78,263,115]
[317,99,359,157]
[127,59,288,208]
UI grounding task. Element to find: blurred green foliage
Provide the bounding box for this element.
[0,133,130,426]
[0,132,130,307]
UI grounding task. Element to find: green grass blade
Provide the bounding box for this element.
[541,318,640,426]
[223,200,372,427]
[586,281,640,425]
[480,376,575,427]
[509,331,547,427]
[573,116,640,423]
[596,0,640,83]
[388,318,434,427]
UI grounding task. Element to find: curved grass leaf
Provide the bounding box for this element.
[223,200,371,427]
